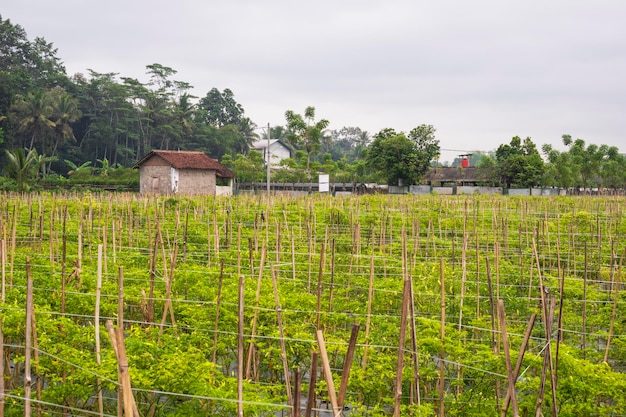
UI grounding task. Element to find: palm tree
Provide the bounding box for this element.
[11,90,55,150]
[4,148,38,191]
[50,87,81,158]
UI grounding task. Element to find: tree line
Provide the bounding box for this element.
[1,14,625,192]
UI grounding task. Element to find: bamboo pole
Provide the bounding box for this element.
[96,245,104,417]
[106,321,139,417]
[158,245,179,338]
[271,265,292,409]
[497,300,518,417]
[246,245,267,379]
[501,313,536,417]
[604,245,623,363]
[393,232,410,417]
[486,257,500,411]
[237,274,245,417]
[408,271,421,406]
[305,352,318,417]
[211,259,225,364]
[293,368,301,417]
[362,234,375,370]
[337,324,359,409]
[315,330,341,417]
[24,258,33,417]
[0,310,3,417]
[439,258,445,417]
[316,242,326,330]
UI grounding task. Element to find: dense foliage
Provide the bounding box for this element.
[1,193,625,416]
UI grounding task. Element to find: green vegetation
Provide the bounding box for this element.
[1,193,625,416]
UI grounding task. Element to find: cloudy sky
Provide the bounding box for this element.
[4,0,626,162]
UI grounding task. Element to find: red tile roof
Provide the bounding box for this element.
[134,150,235,178]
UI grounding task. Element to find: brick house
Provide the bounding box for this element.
[134,150,234,195]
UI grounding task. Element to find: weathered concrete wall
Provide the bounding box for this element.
[409,185,432,194]
[458,186,503,195]
[508,188,531,196]
[432,187,455,195]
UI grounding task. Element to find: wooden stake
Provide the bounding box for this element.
[497,300,518,417]
[315,330,341,417]
[337,324,359,409]
[271,265,292,408]
[246,245,266,379]
[304,352,318,417]
[393,232,410,417]
[211,259,225,364]
[362,232,375,371]
[96,245,104,416]
[501,313,536,417]
[439,258,445,417]
[237,274,245,417]
[24,258,33,417]
[316,242,326,330]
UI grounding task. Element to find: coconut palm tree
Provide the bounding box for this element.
[50,87,81,158]
[10,90,55,150]
[4,147,38,191]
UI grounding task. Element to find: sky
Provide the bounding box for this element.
[3,0,626,163]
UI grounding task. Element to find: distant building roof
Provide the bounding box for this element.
[134,150,235,178]
[424,166,479,184]
[251,139,289,150]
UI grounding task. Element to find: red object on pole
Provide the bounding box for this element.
[461,158,469,168]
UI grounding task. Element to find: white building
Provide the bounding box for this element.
[251,139,292,168]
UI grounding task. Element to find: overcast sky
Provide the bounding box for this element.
[3,0,626,162]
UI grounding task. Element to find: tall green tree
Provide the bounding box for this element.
[284,106,330,179]
[365,127,440,185]
[494,136,544,188]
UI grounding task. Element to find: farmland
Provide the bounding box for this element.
[1,193,625,416]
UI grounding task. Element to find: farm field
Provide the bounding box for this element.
[0,193,625,416]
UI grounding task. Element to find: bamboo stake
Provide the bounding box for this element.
[486,257,500,411]
[532,239,558,416]
[24,258,33,417]
[293,368,301,417]
[362,234,375,370]
[337,324,359,409]
[501,313,536,417]
[393,232,410,417]
[315,330,341,417]
[497,300,518,417]
[30,309,42,417]
[159,245,179,338]
[328,238,336,312]
[408,270,421,406]
[211,259,225,364]
[246,245,267,379]
[291,228,296,281]
[439,258,445,417]
[271,265,292,408]
[106,321,139,417]
[0,311,3,417]
[305,352,318,417]
[582,241,588,358]
[237,274,245,417]
[96,245,104,417]
[604,245,623,363]
[316,242,326,330]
